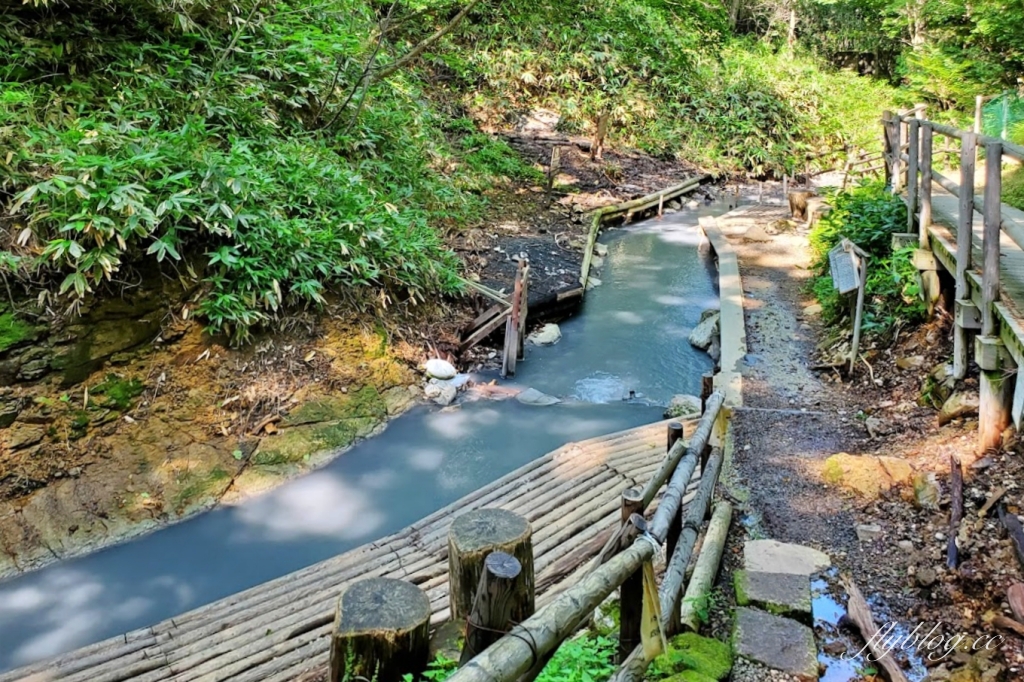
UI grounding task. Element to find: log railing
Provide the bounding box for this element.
[882,109,1024,452]
[449,391,728,682]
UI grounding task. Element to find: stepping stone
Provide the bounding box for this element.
[744,540,830,576]
[733,607,818,681]
[734,570,812,622]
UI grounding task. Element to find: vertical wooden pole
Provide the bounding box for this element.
[882,111,893,188]
[979,369,1013,454]
[953,132,977,380]
[617,487,645,663]
[700,372,714,413]
[892,116,903,194]
[978,140,1009,455]
[906,118,919,232]
[981,141,1003,336]
[919,123,933,243]
[459,552,525,666]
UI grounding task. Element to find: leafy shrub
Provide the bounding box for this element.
[808,181,926,337]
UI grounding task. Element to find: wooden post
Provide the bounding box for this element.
[979,369,1012,453]
[919,122,933,243]
[459,552,525,665]
[517,263,529,360]
[618,487,644,663]
[448,509,535,626]
[892,116,903,194]
[882,111,893,188]
[678,501,733,631]
[700,372,714,412]
[330,578,431,682]
[981,141,1003,337]
[906,118,919,232]
[502,261,525,377]
[953,132,978,380]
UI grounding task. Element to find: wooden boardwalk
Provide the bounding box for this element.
[926,183,1024,366]
[7,418,699,682]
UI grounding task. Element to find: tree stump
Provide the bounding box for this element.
[448,508,535,626]
[459,551,524,665]
[329,578,430,682]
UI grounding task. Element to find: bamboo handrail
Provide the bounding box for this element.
[447,391,727,682]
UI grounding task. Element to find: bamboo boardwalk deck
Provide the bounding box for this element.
[7,417,699,682]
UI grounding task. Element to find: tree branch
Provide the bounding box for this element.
[372,0,485,81]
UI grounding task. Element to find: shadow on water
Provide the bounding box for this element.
[0,202,729,672]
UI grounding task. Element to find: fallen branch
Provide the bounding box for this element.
[947,456,963,569]
[842,576,910,682]
[992,615,1024,638]
[978,487,1006,518]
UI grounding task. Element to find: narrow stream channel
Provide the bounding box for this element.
[0,202,726,672]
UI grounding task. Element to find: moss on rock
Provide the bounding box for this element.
[0,312,36,353]
[663,671,717,682]
[652,633,733,681]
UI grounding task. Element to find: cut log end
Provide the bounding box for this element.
[448,508,535,624]
[330,578,431,682]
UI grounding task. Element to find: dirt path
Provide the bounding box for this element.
[724,205,866,552]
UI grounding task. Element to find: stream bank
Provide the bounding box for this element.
[0,136,711,580]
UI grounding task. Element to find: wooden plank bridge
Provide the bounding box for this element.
[878,110,1024,452]
[5,418,703,682]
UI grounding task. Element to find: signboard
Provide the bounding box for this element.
[829,242,860,295]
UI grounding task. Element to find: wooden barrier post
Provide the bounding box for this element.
[882,111,893,187]
[919,122,933,241]
[700,372,714,413]
[448,509,535,626]
[330,578,431,682]
[953,132,978,380]
[906,118,920,232]
[617,487,645,663]
[459,552,525,665]
[977,140,1012,453]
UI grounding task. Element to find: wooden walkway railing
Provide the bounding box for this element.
[882,109,1024,451]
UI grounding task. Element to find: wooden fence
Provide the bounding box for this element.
[881,108,1024,452]
[446,390,728,682]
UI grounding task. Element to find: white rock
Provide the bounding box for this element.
[424,358,457,380]
[424,381,457,406]
[686,199,699,209]
[688,310,720,350]
[516,387,561,406]
[744,540,831,576]
[528,323,562,346]
[664,394,701,419]
[594,243,609,257]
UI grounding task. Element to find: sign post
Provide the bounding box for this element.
[828,239,869,374]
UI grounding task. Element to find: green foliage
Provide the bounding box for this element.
[1005,167,1024,213]
[535,635,617,682]
[0,311,35,353]
[458,133,545,187]
[650,633,733,681]
[808,181,926,337]
[0,0,504,342]
[91,374,145,410]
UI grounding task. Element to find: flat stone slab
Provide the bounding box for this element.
[734,570,812,621]
[744,540,831,576]
[733,607,818,681]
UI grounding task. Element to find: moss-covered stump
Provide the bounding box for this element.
[653,632,733,681]
[329,578,431,682]
[448,508,535,625]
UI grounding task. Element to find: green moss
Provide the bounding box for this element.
[0,312,35,353]
[652,633,733,681]
[733,570,749,606]
[663,671,717,682]
[593,600,621,636]
[283,386,386,427]
[821,457,844,485]
[174,467,232,508]
[92,374,145,410]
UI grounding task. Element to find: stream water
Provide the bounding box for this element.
[0,205,723,672]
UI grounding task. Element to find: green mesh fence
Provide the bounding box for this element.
[982,92,1024,145]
